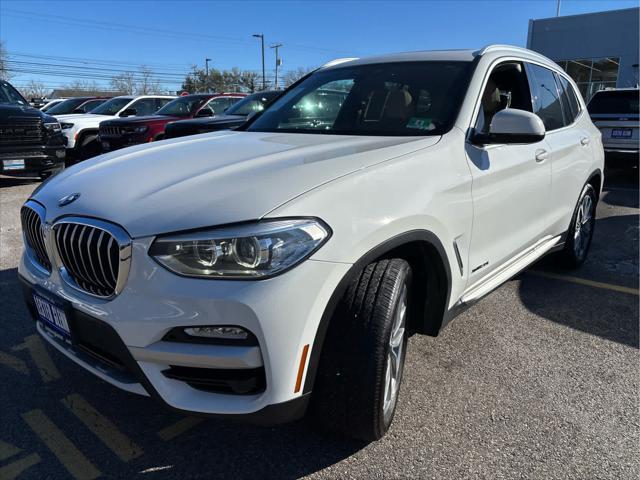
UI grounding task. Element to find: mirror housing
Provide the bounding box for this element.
[119,108,137,117]
[472,109,545,145]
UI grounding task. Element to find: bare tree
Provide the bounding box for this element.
[0,40,12,81]
[110,71,136,94]
[22,80,49,100]
[282,67,314,88]
[61,80,102,96]
[137,66,163,95]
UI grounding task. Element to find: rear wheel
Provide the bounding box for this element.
[559,183,597,268]
[312,258,412,441]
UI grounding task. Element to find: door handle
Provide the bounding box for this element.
[580,137,590,146]
[535,149,549,162]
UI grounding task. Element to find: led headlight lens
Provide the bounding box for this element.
[44,122,62,132]
[59,122,74,130]
[149,218,330,278]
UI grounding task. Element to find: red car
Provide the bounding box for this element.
[98,93,245,152]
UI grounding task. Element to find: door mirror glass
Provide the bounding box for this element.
[472,109,545,145]
[119,108,137,117]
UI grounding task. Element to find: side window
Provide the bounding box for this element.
[527,64,565,131]
[557,75,582,122]
[130,98,157,116]
[156,98,172,110]
[475,61,532,134]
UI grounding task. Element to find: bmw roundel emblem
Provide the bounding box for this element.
[58,193,81,207]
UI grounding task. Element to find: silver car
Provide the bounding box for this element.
[587,88,639,159]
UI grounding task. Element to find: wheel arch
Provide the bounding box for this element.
[303,230,452,394]
[586,168,603,202]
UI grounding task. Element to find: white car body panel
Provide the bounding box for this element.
[19,45,604,419]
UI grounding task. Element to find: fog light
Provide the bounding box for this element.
[183,326,248,340]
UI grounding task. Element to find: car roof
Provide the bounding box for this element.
[321,44,558,71]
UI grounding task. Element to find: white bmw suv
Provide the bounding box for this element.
[19,45,603,441]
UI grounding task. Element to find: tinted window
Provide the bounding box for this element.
[130,98,159,116]
[0,82,27,105]
[555,74,581,124]
[91,97,132,115]
[206,97,240,115]
[248,61,474,136]
[527,64,565,131]
[78,99,105,112]
[156,98,173,110]
[227,92,279,116]
[587,90,639,115]
[156,97,202,117]
[46,98,89,115]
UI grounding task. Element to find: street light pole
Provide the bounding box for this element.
[252,34,265,90]
[205,58,212,92]
[270,43,283,90]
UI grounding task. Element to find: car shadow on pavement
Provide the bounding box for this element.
[0,176,40,188]
[518,214,639,349]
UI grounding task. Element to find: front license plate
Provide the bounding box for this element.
[3,159,25,170]
[611,128,633,138]
[33,292,71,338]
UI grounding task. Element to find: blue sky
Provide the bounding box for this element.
[1,0,637,92]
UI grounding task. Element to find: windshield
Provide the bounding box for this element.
[90,97,132,115]
[46,98,89,115]
[248,61,474,136]
[0,82,27,106]
[156,96,205,117]
[588,90,639,115]
[227,92,278,116]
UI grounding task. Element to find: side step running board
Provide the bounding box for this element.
[461,235,561,304]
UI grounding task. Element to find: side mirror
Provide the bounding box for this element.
[472,109,545,145]
[119,108,137,117]
[195,108,213,118]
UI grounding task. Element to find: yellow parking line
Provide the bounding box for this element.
[13,335,61,382]
[22,409,101,480]
[157,417,204,441]
[0,351,29,375]
[62,393,143,462]
[0,453,41,479]
[528,270,640,296]
[0,440,22,461]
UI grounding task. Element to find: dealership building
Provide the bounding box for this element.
[527,7,639,101]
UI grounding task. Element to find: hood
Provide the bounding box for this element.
[0,103,43,118]
[54,113,112,122]
[33,131,440,238]
[102,115,180,125]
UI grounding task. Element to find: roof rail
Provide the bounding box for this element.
[321,57,359,68]
[477,44,552,62]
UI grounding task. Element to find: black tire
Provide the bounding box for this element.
[76,133,100,160]
[311,258,412,441]
[559,183,597,268]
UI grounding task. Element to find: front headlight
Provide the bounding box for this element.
[44,122,62,132]
[149,218,330,279]
[59,122,74,130]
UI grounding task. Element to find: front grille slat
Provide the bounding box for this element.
[20,205,51,272]
[53,221,122,298]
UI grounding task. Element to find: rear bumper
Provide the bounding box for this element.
[0,145,65,176]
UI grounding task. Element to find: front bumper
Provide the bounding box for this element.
[18,236,349,421]
[99,134,148,152]
[0,145,65,176]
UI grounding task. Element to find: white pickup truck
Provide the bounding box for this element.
[53,95,175,161]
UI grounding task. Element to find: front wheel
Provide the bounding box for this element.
[559,183,597,268]
[312,258,412,441]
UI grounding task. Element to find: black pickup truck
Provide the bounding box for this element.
[0,80,66,179]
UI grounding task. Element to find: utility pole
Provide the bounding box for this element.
[205,58,212,92]
[556,0,561,17]
[252,34,266,90]
[270,43,283,90]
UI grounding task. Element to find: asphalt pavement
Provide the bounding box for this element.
[0,165,638,479]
